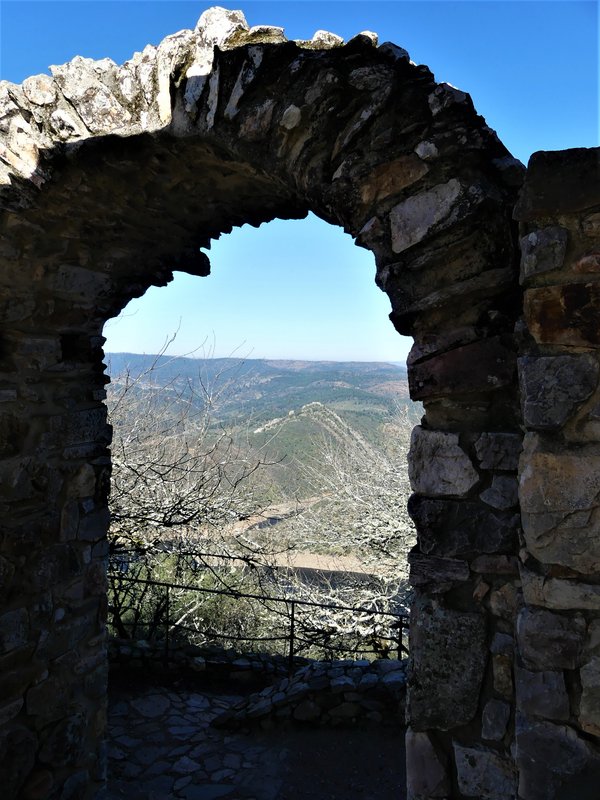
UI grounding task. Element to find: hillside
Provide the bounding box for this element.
[105,353,421,503]
[105,353,419,429]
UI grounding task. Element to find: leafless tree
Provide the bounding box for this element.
[106,345,415,659]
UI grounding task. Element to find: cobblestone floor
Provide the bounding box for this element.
[106,675,406,800]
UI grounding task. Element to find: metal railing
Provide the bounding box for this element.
[108,573,409,671]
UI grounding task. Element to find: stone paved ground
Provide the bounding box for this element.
[106,674,406,800]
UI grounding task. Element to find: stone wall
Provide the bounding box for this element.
[0,6,597,798]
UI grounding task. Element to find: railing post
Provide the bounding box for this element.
[164,585,170,666]
[396,617,403,659]
[288,600,295,676]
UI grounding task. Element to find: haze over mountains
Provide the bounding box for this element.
[105,353,419,431]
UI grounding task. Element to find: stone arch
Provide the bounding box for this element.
[5,6,591,798]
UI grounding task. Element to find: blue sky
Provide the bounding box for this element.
[1,1,598,362]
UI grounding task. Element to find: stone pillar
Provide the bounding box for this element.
[513,147,600,798]
[0,324,110,798]
[395,196,524,795]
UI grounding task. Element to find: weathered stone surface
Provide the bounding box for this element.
[524,283,600,347]
[0,556,15,601]
[475,432,522,471]
[21,768,54,799]
[520,564,600,611]
[408,428,479,497]
[514,148,600,220]
[407,551,469,586]
[520,434,600,572]
[428,83,470,116]
[489,582,519,621]
[491,632,514,656]
[408,337,517,400]
[390,179,462,253]
[493,654,514,699]
[579,656,600,736]
[22,74,57,106]
[0,608,29,655]
[405,729,449,799]
[408,494,519,557]
[517,607,585,670]
[520,226,568,279]
[574,250,600,272]
[516,716,600,800]
[515,666,569,721]
[407,593,486,730]
[39,710,86,767]
[26,677,69,720]
[481,475,518,509]
[453,743,517,799]
[0,725,37,798]
[482,699,511,741]
[360,155,428,208]
[519,355,599,430]
[472,555,519,575]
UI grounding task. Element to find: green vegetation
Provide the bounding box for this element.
[106,353,417,660]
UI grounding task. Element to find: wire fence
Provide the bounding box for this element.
[108,572,409,669]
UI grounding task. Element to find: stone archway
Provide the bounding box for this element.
[1,7,598,799]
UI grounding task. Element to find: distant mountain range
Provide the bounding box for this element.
[105,353,417,430]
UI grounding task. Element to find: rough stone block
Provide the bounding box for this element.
[405,729,449,799]
[574,250,600,273]
[491,632,514,656]
[50,407,110,447]
[516,715,600,800]
[408,337,517,400]
[78,506,111,542]
[0,608,29,655]
[475,432,522,470]
[0,697,23,727]
[408,427,479,497]
[481,475,518,509]
[579,656,600,736]
[408,494,519,557]
[524,283,600,347]
[38,709,88,771]
[514,147,600,220]
[520,564,600,611]
[518,355,599,430]
[0,725,37,799]
[408,551,469,586]
[471,555,519,575]
[482,699,511,741]
[293,700,320,722]
[25,545,80,592]
[515,665,569,721]
[520,226,568,279]
[407,593,486,730]
[390,178,461,253]
[517,607,585,670]
[520,433,600,572]
[489,582,519,621]
[27,675,73,726]
[360,155,428,208]
[493,654,513,699]
[0,556,15,601]
[453,743,517,799]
